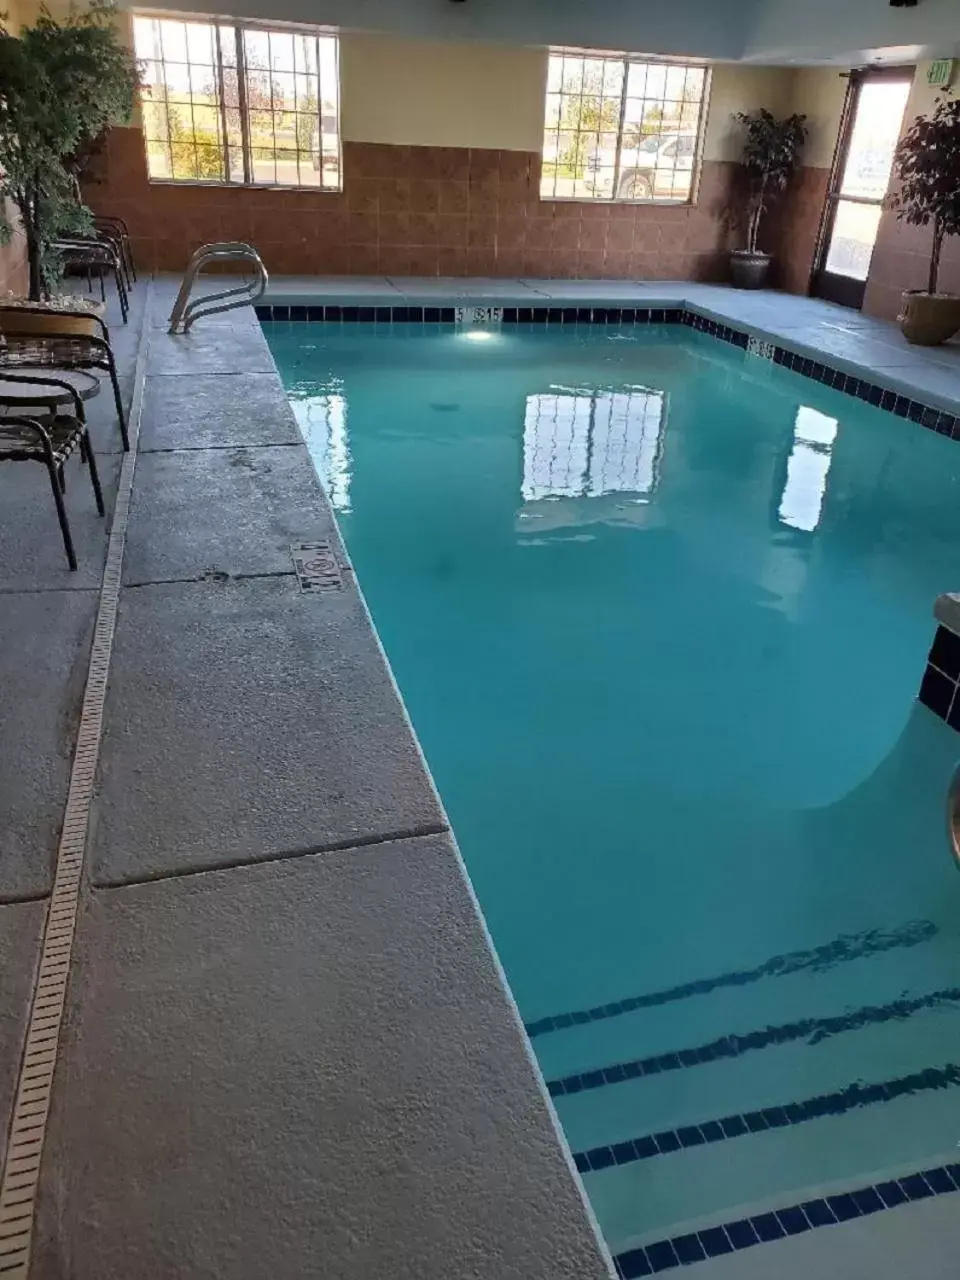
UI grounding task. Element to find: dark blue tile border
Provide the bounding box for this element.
[254,302,960,445]
[918,624,960,731]
[546,986,960,1099]
[573,1063,960,1177]
[525,919,935,1039]
[612,1162,960,1275]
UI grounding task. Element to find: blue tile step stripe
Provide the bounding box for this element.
[525,919,936,1039]
[546,984,960,1098]
[612,1162,960,1275]
[572,1062,960,1174]
[918,623,960,731]
[256,303,960,440]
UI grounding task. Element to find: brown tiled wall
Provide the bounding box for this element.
[864,211,960,322]
[767,166,829,295]
[85,126,745,281]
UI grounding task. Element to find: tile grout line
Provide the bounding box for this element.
[0,283,152,1279]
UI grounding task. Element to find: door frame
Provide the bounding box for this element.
[811,65,914,309]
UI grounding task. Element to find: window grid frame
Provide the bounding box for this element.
[540,51,711,207]
[134,13,342,192]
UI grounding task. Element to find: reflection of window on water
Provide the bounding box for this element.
[290,392,351,512]
[778,406,838,532]
[522,388,665,501]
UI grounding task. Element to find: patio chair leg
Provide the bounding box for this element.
[115,267,129,324]
[83,429,105,517]
[107,355,129,451]
[45,457,77,571]
[99,273,106,304]
[58,463,66,492]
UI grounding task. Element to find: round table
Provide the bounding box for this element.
[0,368,101,414]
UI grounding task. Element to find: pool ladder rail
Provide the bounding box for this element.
[168,242,268,334]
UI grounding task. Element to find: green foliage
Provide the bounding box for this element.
[295,93,319,157]
[168,107,224,180]
[890,96,960,294]
[0,2,139,298]
[732,108,808,254]
[560,95,619,179]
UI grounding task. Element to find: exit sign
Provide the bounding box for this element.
[928,59,955,88]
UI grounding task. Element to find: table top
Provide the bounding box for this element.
[0,369,101,408]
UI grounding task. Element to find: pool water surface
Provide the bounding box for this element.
[267,319,960,1257]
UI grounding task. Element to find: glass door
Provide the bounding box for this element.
[812,70,912,309]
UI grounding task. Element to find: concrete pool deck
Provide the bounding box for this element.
[1,274,960,1278]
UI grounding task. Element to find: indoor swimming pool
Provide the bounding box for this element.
[266,315,960,1265]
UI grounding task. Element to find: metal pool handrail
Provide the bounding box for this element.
[168,242,268,334]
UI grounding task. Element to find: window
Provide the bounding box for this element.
[540,51,708,203]
[133,16,341,189]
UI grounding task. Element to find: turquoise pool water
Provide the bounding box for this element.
[267,320,960,1255]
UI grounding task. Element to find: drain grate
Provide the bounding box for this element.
[291,541,344,592]
[0,288,152,1279]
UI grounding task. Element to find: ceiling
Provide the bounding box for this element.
[132,0,960,66]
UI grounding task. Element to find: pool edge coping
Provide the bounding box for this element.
[256,293,960,427]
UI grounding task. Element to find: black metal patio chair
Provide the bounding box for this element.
[0,373,105,570]
[0,306,129,451]
[55,236,129,323]
[93,215,137,289]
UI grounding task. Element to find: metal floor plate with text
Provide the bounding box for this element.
[291,541,344,592]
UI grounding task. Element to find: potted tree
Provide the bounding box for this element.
[889,96,960,346]
[0,1,138,307]
[729,108,807,289]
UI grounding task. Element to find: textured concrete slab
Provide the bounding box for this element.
[0,901,44,1166]
[123,446,337,585]
[0,452,120,592]
[0,591,96,897]
[92,575,445,885]
[33,835,611,1280]
[148,326,276,375]
[79,372,135,458]
[140,372,303,451]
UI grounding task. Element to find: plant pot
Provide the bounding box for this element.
[729,250,772,290]
[0,295,105,337]
[898,291,960,346]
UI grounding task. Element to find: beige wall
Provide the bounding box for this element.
[340,33,548,150]
[900,58,954,121]
[702,65,794,161]
[789,67,847,169]
[340,41,805,157]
